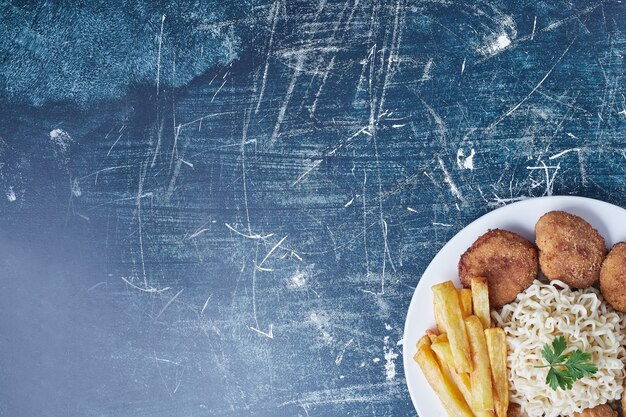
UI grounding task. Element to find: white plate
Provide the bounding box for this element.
[402,195,626,416]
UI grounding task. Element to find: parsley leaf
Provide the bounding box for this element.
[546,367,574,390]
[537,336,598,391]
[564,350,598,380]
[543,336,568,364]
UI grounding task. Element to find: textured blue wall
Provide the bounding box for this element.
[1,0,625,416]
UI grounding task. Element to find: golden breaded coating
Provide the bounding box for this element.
[600,242,626,312]
[535,211,606,289]
[622,378,626,416]
[459,229,538,308]
[507,403,527,417]
[572,404,617,417]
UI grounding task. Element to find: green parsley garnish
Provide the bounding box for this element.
[536,336,598,391]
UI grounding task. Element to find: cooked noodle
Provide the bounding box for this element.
[492,280,626,417]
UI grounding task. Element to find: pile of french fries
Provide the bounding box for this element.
[413,277,508,417]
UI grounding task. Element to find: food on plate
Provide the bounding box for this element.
[415,279,505,416]
[414,335,431,361]
[413,339,474,417]
[425,329,438,343]
[458,288,473,318]
[471,277,491,329]
[600,242,626,312]
[485,328,508,417]
[492,280,625,417]
[572,404,618,417]
[431,339,472,406]
[539,335,597,391]
[623,378,626,416]
[459,229,538,308]
[432,281,472,373]
[535,210,606,288]
[433,291,446,334]
[507,404,527,417]
[413,208,626,417]
[466,315,494,411]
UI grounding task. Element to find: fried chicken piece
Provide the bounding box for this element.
[622,378,626,417]
[572,404,617,417]
[459,229,538,308]
[507,403,527,417]
[535,211,606,289]
[600,242,626,312]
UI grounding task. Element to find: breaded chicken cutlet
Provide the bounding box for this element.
[507,404,527,417]
[459,229,538,308]
[573,404,618,417]
[535,211,606,289]
[600,242,626,312]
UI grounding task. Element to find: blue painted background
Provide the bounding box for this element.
[1,1,625,416]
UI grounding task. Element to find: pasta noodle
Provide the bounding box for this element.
[492,280,626,417]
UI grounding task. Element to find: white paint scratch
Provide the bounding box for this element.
[335,338,354,366]
[188,228,210,239]
[156,14,166,94]
[438,157,465,202]
[87,281,106,292]
[49,129,73,159]
[292,159,322,187]
[256,1,281,113]
[120,276,171,293]
[527,161,560,196]
[155,288,184,319]
[456,148,476,170]
[493,34,511,52]
[258,235,288,268]
[310,312,333,345]
[420,58,433,82]
[225,223,274,240]
[200,294,212,316]
[6,186,16,202]
[270,53,304,144]
[289,271,307,288]
[488,195,529,208]
[549,147,580,160]
[487,39,575,130]
[249,324,274,339]
[310,56,336,116]
[383,336,398,380]
[71,178,81,197]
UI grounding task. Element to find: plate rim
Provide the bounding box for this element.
[401,195,626,415]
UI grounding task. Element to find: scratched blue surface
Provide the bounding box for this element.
[1,1,625,416]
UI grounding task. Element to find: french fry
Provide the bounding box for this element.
[414,334,431,363]
[433,281,472,372]
[458,288,473,318]
[485,328,509,417]
[426,329,439,343]
[432,341,497,417]
[465,315,494,412]
[414,343,474,417]
[431,340,472,406]
[471,277,491,329]
[434,292,446,334]
[430,340,456,387]
[434,333,448,344]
